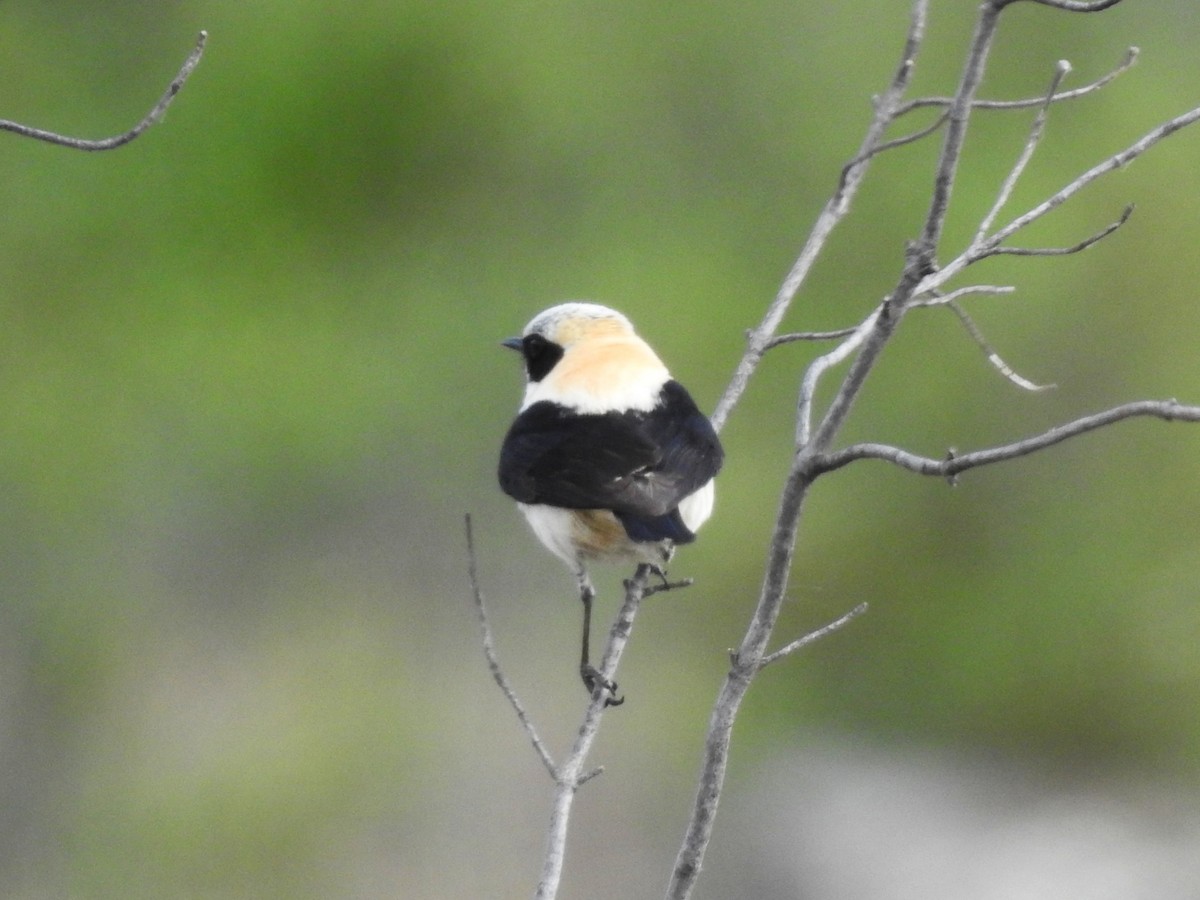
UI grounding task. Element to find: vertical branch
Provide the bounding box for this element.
[920,2,1001,256]
[666,463,815,900]
[535,569,650,900]
[669,3,1020,899]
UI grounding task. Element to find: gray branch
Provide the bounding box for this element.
[535,567,656,899]
[814,400,1200,478]
[472,0,1200,896]
[998,0,1126,10]
[763,326,859,349]
[464,515,557,779]
[667,1,1200,898]
[0,31,207,151]
[709,0,929,434]
[929,110,1200,291]
[758,603,870,669]
[896,46,1137,115]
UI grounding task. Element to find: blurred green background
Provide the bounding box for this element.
[1,1,1198,897]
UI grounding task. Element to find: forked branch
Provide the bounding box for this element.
[668,1,1200,899]
[471,1,1200,897]
[709,0,930,434]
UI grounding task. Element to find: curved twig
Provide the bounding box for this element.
[975,60,1071,243]
[0,31,207,151]
[982,204,1134,258]
[465,515,557,779]
[947,300,1054,392]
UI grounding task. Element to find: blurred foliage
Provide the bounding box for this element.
[0,1,1198,897]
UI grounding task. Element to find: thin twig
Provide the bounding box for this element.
[837,110,950,193]
[926,104,1200,292]
[911,284,1016,307]
[999,0,1126,11]
[0,31,208,151]
[896,46,1137,116]
[911,287,1051,392]
[975,60,1071,244]
[764,327,859,349]
[464,515,557,779]
[814,399,1200,477]
[758,603,870,669]
[796,308,881,448]
[983,204,1133,258]
[709,0,928,434]
[946,301,1055,392]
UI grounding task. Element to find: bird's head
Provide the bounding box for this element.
[503,302,669,414]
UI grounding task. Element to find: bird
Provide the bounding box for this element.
[497,302,723,705]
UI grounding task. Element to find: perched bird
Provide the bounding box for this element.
[498,302,723,704]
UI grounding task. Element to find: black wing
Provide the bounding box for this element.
[498,381,723,542]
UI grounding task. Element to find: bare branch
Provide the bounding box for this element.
[670,1,1195,898]
[926,105,1200,291]
[758,603,869,669]
[464,515,558,779]
[998,0,1126,11]
[896,47,1138,115]
[814,400,1200,477]
[642,576,694,597]
[764,326,859,349]
[0,31,207,151]
[911,284,1016,307]
[946,301,1055,392]
[912,287,1052,391]
[987,109,1200,246]
[797,307,881,448]
[837,110,949,192]
[975,60,1071,243]
[710,0,929,434]
[919,2,1003,256]
[982,204,1133,258]
[537,565,651,900]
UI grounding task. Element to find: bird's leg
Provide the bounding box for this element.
[577,571,623,707]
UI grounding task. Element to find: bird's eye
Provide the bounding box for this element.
[521,333,564,382]
[524,334,548,359]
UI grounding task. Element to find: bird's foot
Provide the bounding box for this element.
[581,663,624,707]
[633,563,694,597]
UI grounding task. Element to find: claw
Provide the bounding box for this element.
[581,663,624,707]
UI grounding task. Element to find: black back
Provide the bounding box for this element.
[498,381,723,543]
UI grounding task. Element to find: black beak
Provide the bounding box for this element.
[501,337,523,352]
